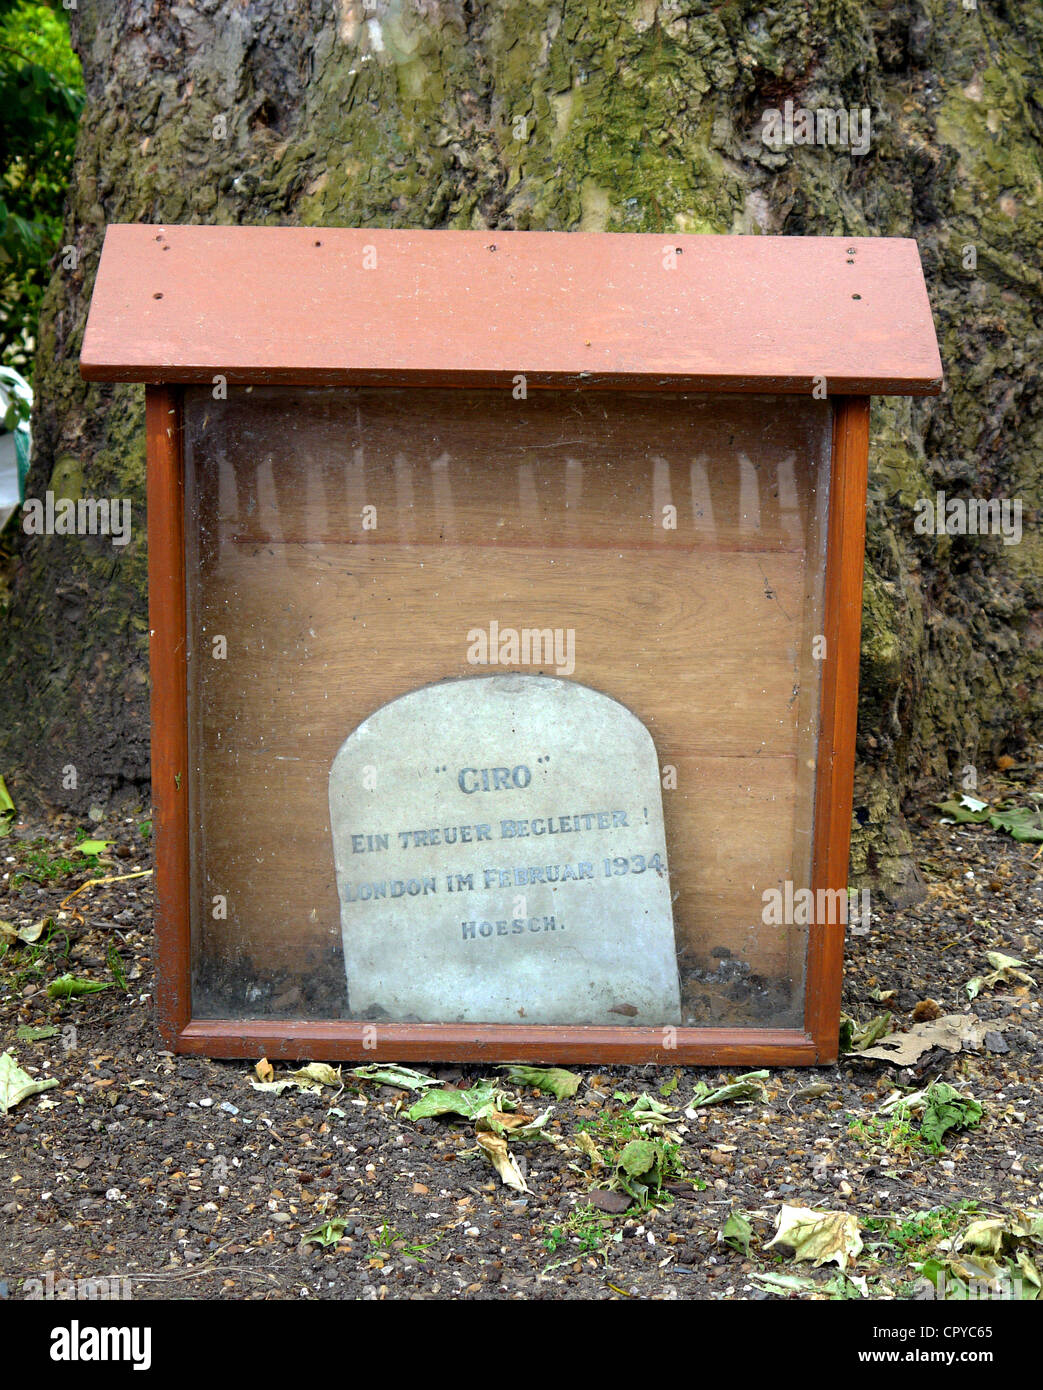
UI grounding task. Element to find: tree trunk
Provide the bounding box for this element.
[2,0,1040,906]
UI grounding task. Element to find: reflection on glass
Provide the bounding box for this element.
[183,388,831,1029]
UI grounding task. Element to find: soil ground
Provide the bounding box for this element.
[1,790,1040,1302]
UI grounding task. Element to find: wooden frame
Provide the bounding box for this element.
[146,387,864,1065]
[84,228,941,1066]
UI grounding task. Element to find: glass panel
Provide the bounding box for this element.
[183,387,831,1028]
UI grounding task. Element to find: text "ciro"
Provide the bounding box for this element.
[458,766,532,794]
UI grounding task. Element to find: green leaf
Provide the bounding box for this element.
[301,1218,349,1248]
[15,1024,59,1041]
[350,1064,442,1091]
[918,1082,983,1153]
[750,1268,865,1299]
[75,839,112,856]
[618,1139,658,1178]
[0,1051,59,1112]
[748,1270,821,1294]
[407,1083,512,1123]
[46,974,110,999]
[721,1211,753,1256]
[627,1092,679,1128]
[604,1134,686,1209]
[839,1013,893,1053]
[1014,1248,1042,1299]
[821,1272,869,1300]
[959,1218,1013,1259]
[986,950,1031,975]
[497,1064,581,1099]
[988,806,1043,843]
[935,797,991,824]
[936,796,1043,842]
[689,1070,769,1107]
[920,1235,1041,1302]
[0,775,15,835]
[919,1256,956,1296]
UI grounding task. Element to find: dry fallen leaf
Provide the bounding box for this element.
[766,1205,864,1271]
[487,1109,534,1132]
[0,1051,60,1114]
[966,952,1036,1000]
[287,1063,341,1089]
[476,1130,530,1193]
[576,1130,605,1166]
[0,918,47,945]
[858,1014,1001,1066]
[255,1057,275,1084]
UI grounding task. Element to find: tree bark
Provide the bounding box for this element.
[1,0,1040,905]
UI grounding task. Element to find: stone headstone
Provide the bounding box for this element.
[328,675,681,1025]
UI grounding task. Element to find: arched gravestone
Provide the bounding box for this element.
[329,675,681,1025]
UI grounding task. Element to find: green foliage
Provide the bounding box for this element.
[47,971,109,998]
[0,773,14,834]
[9,832,104,889]
[721,1210,754,1256]
[846,1110,929,1156]
[498,1063,581,1098]
[542,1203,617,1258]
[0,914,70,990]
[407,1081,513,1122]
[848,1083,984,1157]
[0,0,84,375]
[864,1203,979,1262]
[936,794,1043,843]
[688,1070,769,1107]
[575,1106,642,1149]
[614,1134,682,1207]
[106,939,127,991]
[369,1221,439,1259]
[10,841,76,888]
[577,1102,698,1209]
[839,1012,893,1053]
[919,1083,984,1154]
[300,1217,349,1249]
